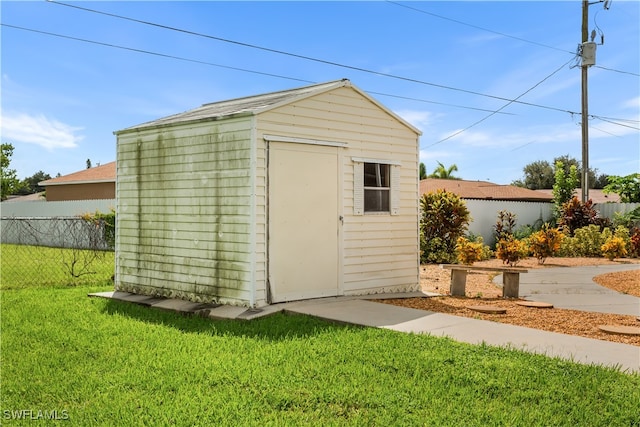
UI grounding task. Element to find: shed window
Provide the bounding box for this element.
[353,158,400,216]
[364,163,390,212]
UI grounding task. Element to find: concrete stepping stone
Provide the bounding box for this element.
[467,305,507,314]
[598,325,640,336]
[516,301,554,309]
[151,299,205,313]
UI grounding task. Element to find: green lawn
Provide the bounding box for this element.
[1,247,639,425]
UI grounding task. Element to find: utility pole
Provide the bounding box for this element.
[579,0,609,202]
[580,0,590,203]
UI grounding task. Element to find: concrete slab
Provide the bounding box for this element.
[285,299,437,328]
[207,305,253,320]
[151,299,205,313]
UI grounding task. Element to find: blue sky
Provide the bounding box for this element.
[2,1,638,184]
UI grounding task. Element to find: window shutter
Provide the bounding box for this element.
[353,162,364,215]
[391,165,400,215]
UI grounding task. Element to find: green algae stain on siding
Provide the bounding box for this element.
[122,123,254,304]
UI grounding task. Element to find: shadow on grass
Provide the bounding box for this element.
[100,298,358,341]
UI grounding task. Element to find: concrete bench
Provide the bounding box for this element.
[440,264,529,298]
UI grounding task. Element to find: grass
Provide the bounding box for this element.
[1,246,640,425]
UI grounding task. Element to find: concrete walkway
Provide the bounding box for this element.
[91,263,640,374]
[512,264,640,316]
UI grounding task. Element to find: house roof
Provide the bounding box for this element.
[115,79,422,135]
[2,192,46,202]
[420,178,553,202]
[39,161,116,186]
[535,188,621,204]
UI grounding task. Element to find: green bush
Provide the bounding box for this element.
[613,206,640,229]
[559,225,603,257]
[419,190,470,264]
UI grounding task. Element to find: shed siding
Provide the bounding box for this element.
[116,118,256,304]
[258,86,419,297]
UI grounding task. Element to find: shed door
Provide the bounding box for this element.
[268,142,340,303]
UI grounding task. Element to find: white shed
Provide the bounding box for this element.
[115,79,421,307]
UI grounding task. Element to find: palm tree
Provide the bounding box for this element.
[428,161,460,180]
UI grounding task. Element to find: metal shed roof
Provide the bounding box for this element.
[115,79,421,135]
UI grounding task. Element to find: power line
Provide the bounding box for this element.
[0,24,315,84]
[44,0,577,113]
[367,91,515,115]
[7,21,636,132]
[425,57,577,148]
[386,0,575,55]
[389,1,640,78]
[593,65,640,77]
[0,23,514,116]
[593,116,640,131]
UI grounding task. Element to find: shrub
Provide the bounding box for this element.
[630,227,640,258]
[601,236,627,260]
[612,206,640,229]
[495,236,528,266]
[466,233,493,261]
[419,190,470,264]
[455,237,483,265]
[528,224,564,264]
[494,210,517,243]
[557,197,610,236]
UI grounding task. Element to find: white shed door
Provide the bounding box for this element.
[268,142,340,303]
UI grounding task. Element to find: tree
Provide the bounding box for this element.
[419,162,427,180]
[552,160,579,217]
[593,173,609,189]
[1,143,20,200]
[513,155,600,190]
[428,161,460,180]
[553,154,598,189]
[17,170,52,195]
[603,173,640,203]
[512,160,554,189]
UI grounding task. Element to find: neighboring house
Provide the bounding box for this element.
[39,162,116,201]
[535,188,621,204]
[2,192,46,202]
[420,178,553,202]
[114,79,422,308]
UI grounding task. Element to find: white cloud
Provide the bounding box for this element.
[1,112,83,150]
[396,109,436,133]
[622,96,640,110]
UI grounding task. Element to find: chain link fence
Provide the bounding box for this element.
[1,217,115,289]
